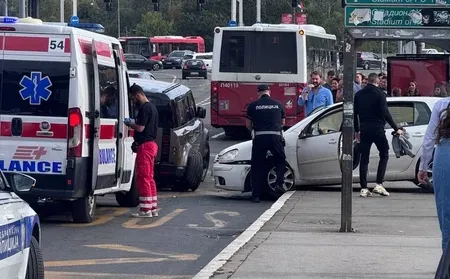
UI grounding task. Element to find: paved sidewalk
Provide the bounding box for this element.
[211,186,442,279]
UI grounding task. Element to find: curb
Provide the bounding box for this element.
[192,191,295,279]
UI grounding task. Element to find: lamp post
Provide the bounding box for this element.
[117,0,120,38]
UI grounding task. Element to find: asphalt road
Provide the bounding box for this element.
[41,69,269,279]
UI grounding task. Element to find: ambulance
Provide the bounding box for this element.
[0,17,137,223]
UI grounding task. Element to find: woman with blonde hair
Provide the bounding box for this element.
[405,81,420,96]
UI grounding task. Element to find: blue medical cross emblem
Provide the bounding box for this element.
[19,72,53,105]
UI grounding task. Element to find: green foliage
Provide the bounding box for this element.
[135,12,174,36]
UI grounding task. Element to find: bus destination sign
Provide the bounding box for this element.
[345,0,450,5]
[345,7,450,27]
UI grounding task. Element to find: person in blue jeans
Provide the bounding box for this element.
[418,97,450,253]
[298,71,333,116]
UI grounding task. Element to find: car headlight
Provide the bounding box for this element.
[218,149,239,163]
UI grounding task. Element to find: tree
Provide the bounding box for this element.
[135,12,174,37]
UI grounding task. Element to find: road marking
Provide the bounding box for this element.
[46,271,191,279]
[192,191,295,279]
[84,244,199,260]
[188,211,240,230]
[211,132,225,139]
[46,257,173,267]
[199,102,210,106]
[122,208,186,229]
[154,72,178,83]
[197,97,210,105]
[62,207,129,227]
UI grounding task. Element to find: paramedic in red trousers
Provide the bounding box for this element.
[125,84,159,218]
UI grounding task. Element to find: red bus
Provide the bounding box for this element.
[150,36,205,60]
[211,24,337,137]
[119,36,152,58]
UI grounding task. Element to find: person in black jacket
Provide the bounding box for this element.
[354,73,403,198]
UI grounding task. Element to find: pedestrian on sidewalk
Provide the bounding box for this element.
[323,70,336,91]
[418,97,450,252]
[125,84,160,218]
[354,73,404,198]
[298,71,334,116]
[246,85,286,203]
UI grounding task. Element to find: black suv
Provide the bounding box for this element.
[357,52,386,70]
[129,78,210,191]
[162,50,195,69]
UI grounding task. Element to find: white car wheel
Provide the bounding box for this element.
[267,166,295,193]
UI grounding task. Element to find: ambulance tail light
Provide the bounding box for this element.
[68,108,83,157]
[211,82,218,112]
[296,82,307,116]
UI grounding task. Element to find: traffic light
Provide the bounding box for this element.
[198,0,206,4]
[291,0,297,8]
[153,3,159,11]
[104,0,112,11]
[151,0,158,3]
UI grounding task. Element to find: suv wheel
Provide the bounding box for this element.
[173,150,203,192]
[25,236,44,279]
[72,194,97,223]
[115,175,139,207]
[201,143,210,182]
[363,62,370,70]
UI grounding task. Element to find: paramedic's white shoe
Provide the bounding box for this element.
[373,184,389,196]
[360,188,372,197]
[151,208,160,217]
[132,210,153,218]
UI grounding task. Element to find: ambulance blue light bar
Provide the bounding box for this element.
[0,16,18,23]
[68,22,105,33]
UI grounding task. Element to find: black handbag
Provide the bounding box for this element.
[131,142,138,153]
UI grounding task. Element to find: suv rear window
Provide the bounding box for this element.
[219,31,297,74]
[0,60,70,117]
[169,51,185,58]
[186,60,204,66]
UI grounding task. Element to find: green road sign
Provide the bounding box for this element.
[345,0,450,5]
[345,6,450,27]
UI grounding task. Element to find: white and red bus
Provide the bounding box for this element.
[151,36,205,60]
[211,23,337,136]
[119,36,152,58]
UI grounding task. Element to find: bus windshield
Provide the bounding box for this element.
[219,31,298,74]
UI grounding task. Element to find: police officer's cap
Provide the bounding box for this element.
[257,84,270,92]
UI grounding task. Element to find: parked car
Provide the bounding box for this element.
[128,70,156,80]
[213,97,439,199]
[0,171,44,278]
[357,51,387,70]
[182,52,213,71]
[124,53,162,71]
[129,78,210,191]
[182,59,208,80]
[162,50,194,69]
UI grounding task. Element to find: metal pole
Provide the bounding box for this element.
[293,7,296,24]
[256,0,261,23]
[231,0,237,23]
[60,0,64,22]
[398,41,403,54]
[238,0,243,26]
[117,0,120,38]
[19,0,25,17]
[340,30,355,233]
[0,0,6,16]
[381,41,384,71]
[72,0,77,16]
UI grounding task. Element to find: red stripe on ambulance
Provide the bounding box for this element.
[4,36,49,52]
[64,38,71,53]
[84,124,116,139]
[0,36,3,50]
[78,39,112,58]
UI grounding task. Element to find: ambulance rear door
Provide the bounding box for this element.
[0,34,70,193]
[91,39,123,194]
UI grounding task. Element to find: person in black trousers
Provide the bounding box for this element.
[246,85,286,203]
[354,73,403,198]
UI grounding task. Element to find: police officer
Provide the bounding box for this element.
[246,85,286,203]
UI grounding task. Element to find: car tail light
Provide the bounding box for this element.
[296,83,307,116]
[211,82,219,112]
[201,65,206,69]
[68,108,83,157]
[184,65,188,69]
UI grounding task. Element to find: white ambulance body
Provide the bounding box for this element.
[0,19,137,223]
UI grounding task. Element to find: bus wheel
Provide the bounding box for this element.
[72,194,97,223]
[115,176,139,207]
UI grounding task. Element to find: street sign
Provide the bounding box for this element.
[70,15,79,25]
[346,0,450,5]
[345,6,450,27]
[228,20,237,27]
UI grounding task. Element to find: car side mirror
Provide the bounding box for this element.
[197,106,206,119]
[298,129,308,139]
[5,173,36,192]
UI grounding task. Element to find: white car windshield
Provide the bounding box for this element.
[285,105,336,133]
